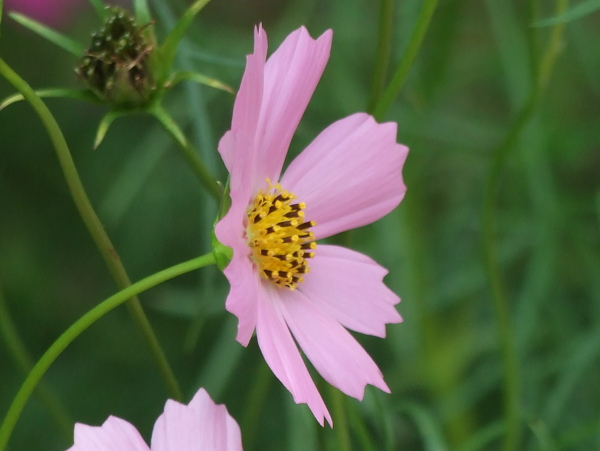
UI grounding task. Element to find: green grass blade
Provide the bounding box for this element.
[0,88,101,111]
[159,0,212,75]
[534,0,600,26]
[9,12,84,56]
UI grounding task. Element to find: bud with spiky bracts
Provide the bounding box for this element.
[76,6,156,108]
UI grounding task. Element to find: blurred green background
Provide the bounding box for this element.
[1,0,599,449]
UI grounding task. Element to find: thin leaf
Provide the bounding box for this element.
[0,88,101,111]
[160,0,212,74]
[86,0,107,20]
[534,0,600,26]
[0,0,3,37]
[9,12,84,56]
[94,111,129,149]
[168,71,234,94]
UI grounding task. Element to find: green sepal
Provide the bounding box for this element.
[0,88,102,111]
[94,110,130,149]
[211,178,232,271]
[9,12,85,56]
[212,231,233,271]
[133,0,153,32]
[157,0,212,82]
[168,71,234,94]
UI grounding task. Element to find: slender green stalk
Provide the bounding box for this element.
[329,386,352,451]
[481,2,567,449]
[537,0,568,89]
[152,105,221,200]
[372,0,439,120]
[0,57,182,402]
[0,288,72,441]
[368,0,395,113]
[0,253,215,451]
[482,96,537,451]
[241,360,272,450]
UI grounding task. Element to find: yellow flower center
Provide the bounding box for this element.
[246,180,316,290]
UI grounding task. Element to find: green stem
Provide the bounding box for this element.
[0,287,72,441]
[329,386,352,451]
[371,0,439,120]
[368,0,395,113]
[481,2,567,449]
[0,57,182,402]
[482,97,536,451]
[152,106,221,201]
[240,360,272,450]
[0,253,215,450]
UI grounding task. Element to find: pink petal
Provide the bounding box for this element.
[281,290,391,401]
[67,416,149,451]
[151,388,242,451]
[222,26,332,188]
[223,253,260,346]
[221,25,267,174]
[255,284,332,426]
[281,113,408,239]
[299,244,401,337]
[215,172,259,346]
[253,27,332,183]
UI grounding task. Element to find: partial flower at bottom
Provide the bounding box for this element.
[215,25,409,426]
[66,388,242,451]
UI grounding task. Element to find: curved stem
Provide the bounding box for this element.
[481,1,567,449]
[0,253,216,450]
[0,57,182,402]
[0,287,72,441]
[152,105,221,201]
[371,0,439,120]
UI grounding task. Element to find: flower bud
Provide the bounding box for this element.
[76,7,155,107]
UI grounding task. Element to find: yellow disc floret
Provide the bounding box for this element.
[246,180,316,290]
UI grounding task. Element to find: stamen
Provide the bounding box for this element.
[246,180,316,290]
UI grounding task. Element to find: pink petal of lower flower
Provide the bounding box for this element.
[253,27,333,183]
[256,285,332,426]
[281,113,408,239]
[151,388,242,451]
[68,416,149,451]
[299,244,401,337]
[281,289,391,401]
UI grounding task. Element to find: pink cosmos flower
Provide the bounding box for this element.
[67,388,242,451]
[215,25,408,426]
